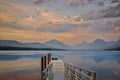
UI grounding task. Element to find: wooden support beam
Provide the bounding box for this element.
[41,54,53,80]
[41,57,44,80]
[48,53,51,65]
[44,56,46,68]
[93,73,96,80]
[41,57,44,72]
[50,53,51,62]
[48,54,50,65]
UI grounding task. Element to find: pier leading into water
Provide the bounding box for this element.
[41,53,96,80]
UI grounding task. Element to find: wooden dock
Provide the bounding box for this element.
[41,53,96,80]
[52,60,66,80]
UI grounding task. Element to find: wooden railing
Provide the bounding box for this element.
[64,63,96,80]
[41,62,53,80]
[41,53,53,80]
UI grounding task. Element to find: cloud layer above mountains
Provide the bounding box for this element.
[0,0,120,45]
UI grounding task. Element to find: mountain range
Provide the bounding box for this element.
[44,39,71,49]
[0,39,120,50]
[75,39,120,50]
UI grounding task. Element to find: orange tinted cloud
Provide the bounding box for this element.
[0,0,120,46]
[0,13,15,23]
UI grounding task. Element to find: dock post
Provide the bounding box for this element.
[48,53,49,65]
[48,53,51,65]
[41,57,44,72]
[93,73,96,80]
[47,53,53,80]
[49,53,51,63]
[41,57,44,80]
[44,56,46,69]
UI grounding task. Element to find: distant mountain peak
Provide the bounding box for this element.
[0,40,20,43]
[49,39,60,43]
[0,40,23,47]
[44,39,71,49]
[51,39,58,41]
[93,38,106,44]
[81,41,89,44]
[94,38,105,42]
[75,38,110,50]
[45,39,65,44]
[25,42,41,44]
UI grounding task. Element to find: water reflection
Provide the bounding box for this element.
[56,51,120,80]
[0,51,120,80]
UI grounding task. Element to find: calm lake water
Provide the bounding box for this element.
[0,51,120,80]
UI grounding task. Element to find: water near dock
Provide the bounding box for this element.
[0,51,120,80]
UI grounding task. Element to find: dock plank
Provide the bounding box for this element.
[53,73,66,80]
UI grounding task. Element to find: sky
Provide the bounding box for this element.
[0,0,120,45]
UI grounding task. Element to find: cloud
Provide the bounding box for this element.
[20,15,120,34]
[33,0,53,5]
[0,0,120,45]
[113,19,120,33]
[0,12,27,30]
[68,0,81,7]
[67,0,120,20]
[98,2,120,18]
[61,16,120,34]
[57,15,119,35]
[0,21,31,31]
[75,17,120,34]
[64,15,84,23]
[0,13,15,23]
[89,20,115,34]
[111,0,120,3]
[33,0,44,4]
[68,0,94,7]
[73,15,83,22]
[37,23,79,33]
[0,13,34,31]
